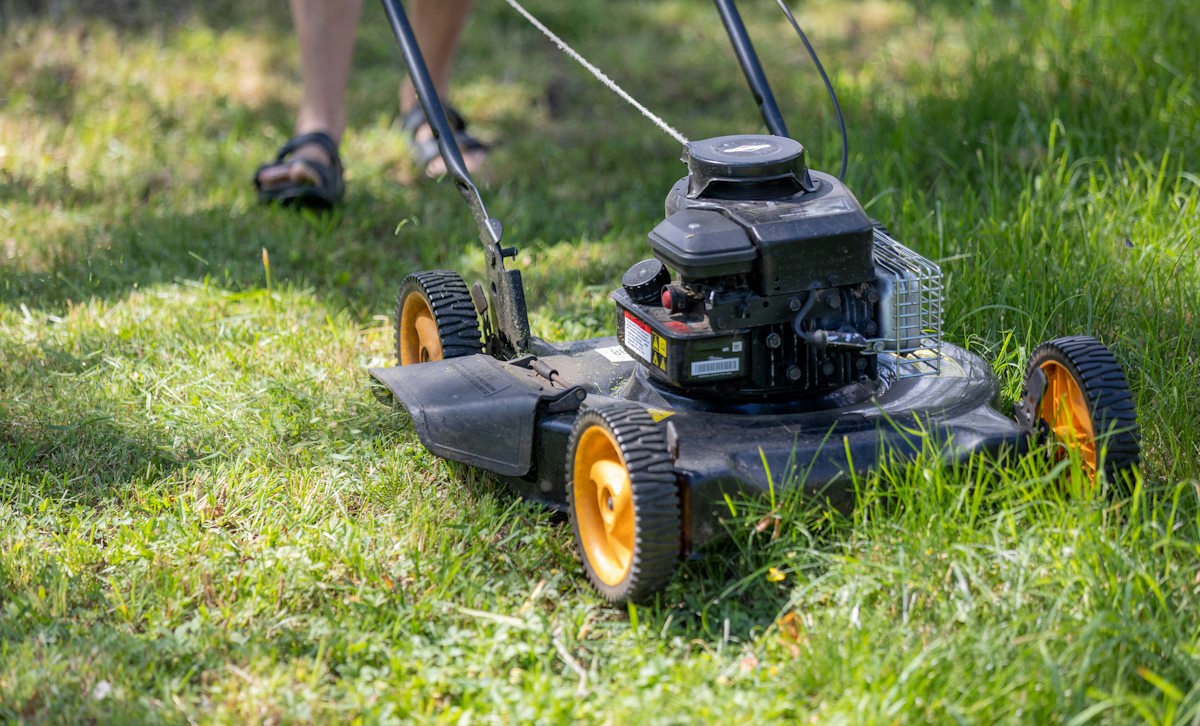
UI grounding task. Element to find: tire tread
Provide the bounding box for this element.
[394,270,483,363]
[1023,336,1140,483]
[566,402,680,604]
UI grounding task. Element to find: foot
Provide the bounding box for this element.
[410,120,488,178]
[253,131,345,210]
[255,142,331,191]
[401,105,488,180]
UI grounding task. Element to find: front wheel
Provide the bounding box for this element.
[394,270,483,365]
[1021,336,1140,484]
[566,403,680,604]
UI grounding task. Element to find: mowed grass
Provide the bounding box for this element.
[1,0,1198,721]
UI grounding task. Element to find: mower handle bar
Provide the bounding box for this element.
[380,0,793,355]
[380,0,501,245]
[714,0,790,139]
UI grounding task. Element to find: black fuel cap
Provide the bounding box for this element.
[622,258,671,305]
[685,134,808,198]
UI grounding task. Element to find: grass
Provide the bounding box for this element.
[1,0,1198,721]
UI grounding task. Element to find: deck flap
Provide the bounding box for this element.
[370,355,556,476]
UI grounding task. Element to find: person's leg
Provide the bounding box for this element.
[399,0,473,110]
[401,0,486,177]
[258,0,363,191]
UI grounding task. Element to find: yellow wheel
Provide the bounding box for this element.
[394,270,482,365]
[1022,336,1139,485]
[567,403,679,603]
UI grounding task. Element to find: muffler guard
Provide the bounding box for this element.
[370,355,573,477]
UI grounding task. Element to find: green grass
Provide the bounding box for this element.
[2,0,1198,721]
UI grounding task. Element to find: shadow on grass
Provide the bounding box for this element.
[0,408,185,505]
[0,330,184,504]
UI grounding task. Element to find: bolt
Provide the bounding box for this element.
[826,292,841,309]
[821,361,836,376]
[786,365,802,381]
[864,321,878,336]
[766,332,782,349]
[788,297,802,312]
[855,357,868,370]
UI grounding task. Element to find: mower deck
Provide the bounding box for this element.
[370,338,1023,552]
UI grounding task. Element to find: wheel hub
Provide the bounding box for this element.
[399,291,443,365]
[1038,359,1097,474]
[573,427,635,586]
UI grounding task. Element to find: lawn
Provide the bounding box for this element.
[1,0,1198,721]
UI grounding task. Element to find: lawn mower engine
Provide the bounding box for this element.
[614,134,935,403]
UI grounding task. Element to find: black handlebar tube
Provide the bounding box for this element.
[381,0,493,239]
[381,0,531,354]
[380,0,793,355]
[713,0,790,139]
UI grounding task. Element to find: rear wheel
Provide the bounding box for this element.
[566,403,680,604]
[395,270,483,365]
[1022,336,1140,484]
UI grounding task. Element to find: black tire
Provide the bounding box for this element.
[394,270,483,365]
[1023,336,1140,484]
[566,402,680,604]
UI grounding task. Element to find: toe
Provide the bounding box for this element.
[256,163,293,190]
[288,162,321,186]
[423,147,487,179]
[257,141,332,190]
[463,147,488,175]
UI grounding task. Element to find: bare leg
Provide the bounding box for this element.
[258,0,363,191]
[258,0,482,194]
[401,0,486,177]
[400,0,473,110]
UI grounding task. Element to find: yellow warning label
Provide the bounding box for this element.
[645,407,675,422]
[651,333,668,371]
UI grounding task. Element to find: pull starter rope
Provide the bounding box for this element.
[501,0,690,147]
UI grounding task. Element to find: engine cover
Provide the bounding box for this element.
[652,134,877,294]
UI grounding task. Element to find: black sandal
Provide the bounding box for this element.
[401,105,488,176]
[254,131,345,210]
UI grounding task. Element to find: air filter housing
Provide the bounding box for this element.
[684,134,811,200]
[649,134,875,292]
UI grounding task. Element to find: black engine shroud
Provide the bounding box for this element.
[614,134,887,400]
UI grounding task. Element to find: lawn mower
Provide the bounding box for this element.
[370,0,1140,603]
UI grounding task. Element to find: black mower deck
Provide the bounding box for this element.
[370,338,1023,552]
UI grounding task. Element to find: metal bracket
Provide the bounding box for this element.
[544,386,588,414]
[381,0,531,355]
[508,354,586,412]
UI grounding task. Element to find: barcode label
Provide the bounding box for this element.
[690,357,740,377]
